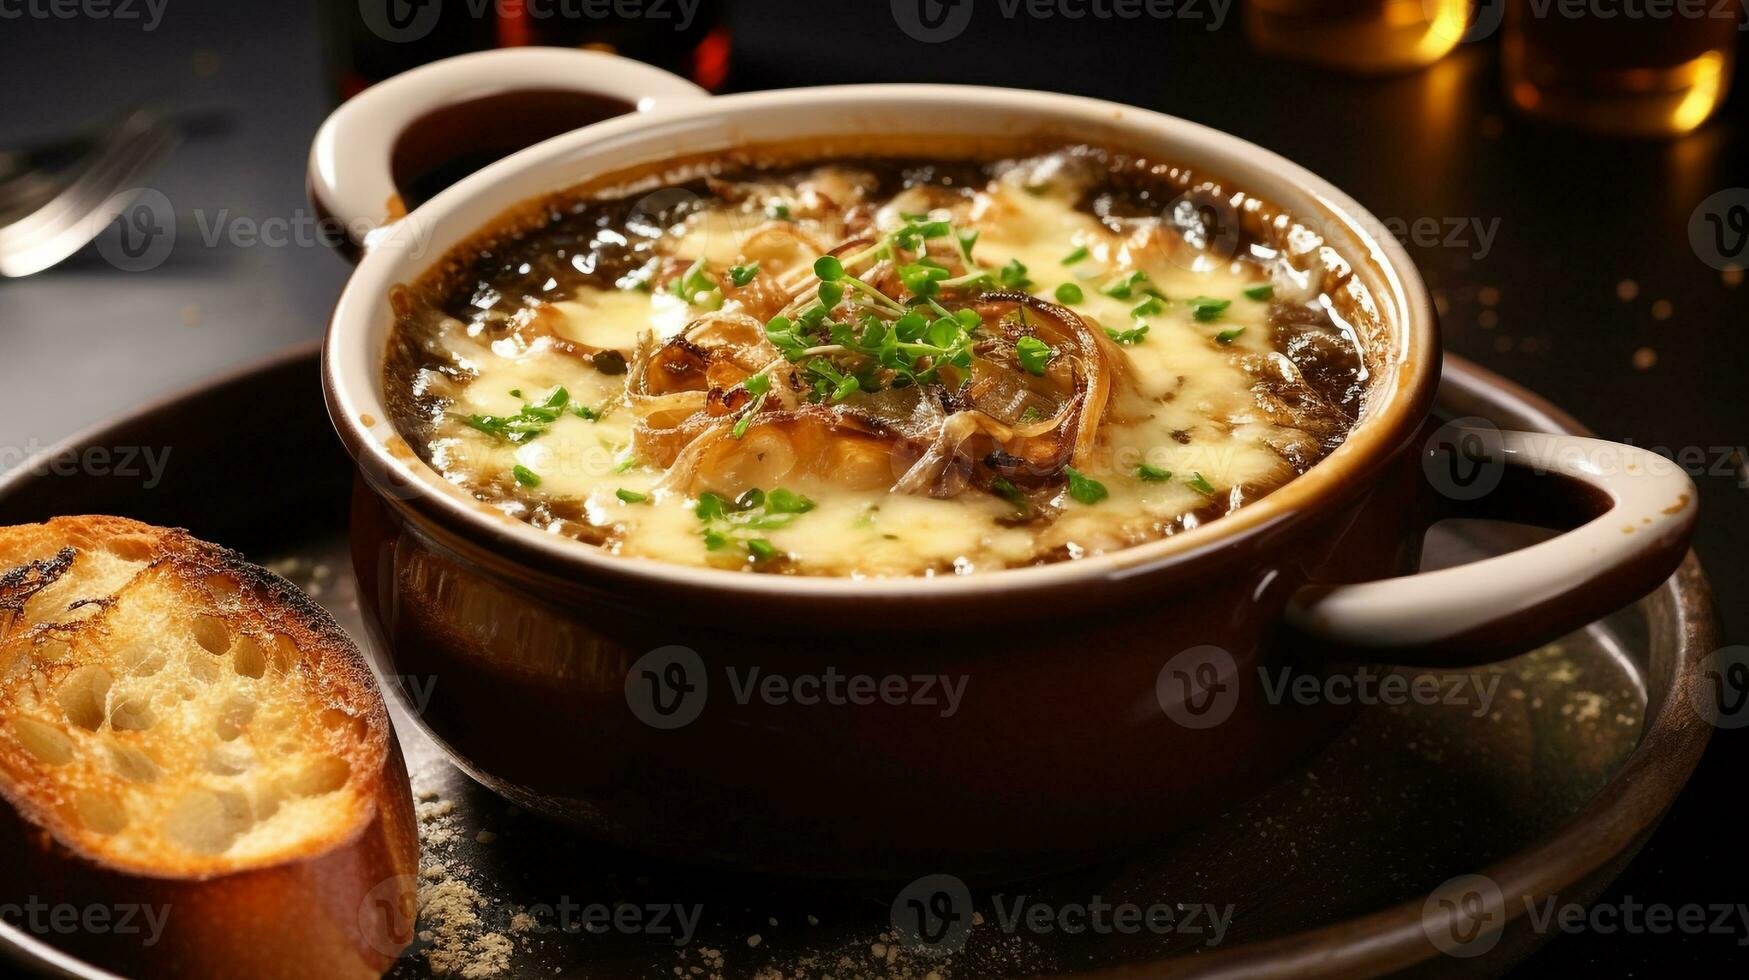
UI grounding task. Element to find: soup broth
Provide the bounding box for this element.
[383,144,1377,576]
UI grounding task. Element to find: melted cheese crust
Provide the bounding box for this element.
[407,163,1354,576]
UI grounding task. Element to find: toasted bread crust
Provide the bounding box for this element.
[0,517,418,978]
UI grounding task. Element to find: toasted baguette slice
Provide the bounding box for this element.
[0,517,417,979]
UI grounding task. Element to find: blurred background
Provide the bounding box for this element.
[2,0,1745,972]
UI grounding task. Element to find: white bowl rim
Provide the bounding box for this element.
[324,82,1437,598]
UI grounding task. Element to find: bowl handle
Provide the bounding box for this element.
[1287,428,1697,666]
[307,47,707,259]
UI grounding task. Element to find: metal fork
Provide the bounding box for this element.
[0,107,179,278]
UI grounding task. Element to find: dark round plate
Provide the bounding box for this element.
[0,345,1716,979]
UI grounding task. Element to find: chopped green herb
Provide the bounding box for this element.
[1104,324,1150,346]
[1243,283,1274,301]
[1064,466,1108,505]
[1015,336,1055,375]
[1061,245,1090,266]
[729,263,760,287]
[1137,464,1173,482]
[616,488,649,504]
[1101,270,1149,300]
[1054,282,1084,304]
[1187,296,1231,322]
[1185,472,1217,495]
[765,488,816,515]
[766,201,791,220]
[1018,405,1047,424]
[694,487,814,559]
[613,456,637,473]
[572,404,601,421]
[1130,296,1165,318]
[512,465,541,487]
[998,259,1032,290]
[508,388,522,398]
[731,389,768,439]
[1215,327,1246,344]
[672,258,721,309]
[463,386,571,444]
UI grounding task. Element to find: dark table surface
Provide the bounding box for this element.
[2,1,1746,974]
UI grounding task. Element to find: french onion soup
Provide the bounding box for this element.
[383,143,1381,576]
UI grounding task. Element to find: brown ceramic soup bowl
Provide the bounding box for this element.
[311,50,1697,880]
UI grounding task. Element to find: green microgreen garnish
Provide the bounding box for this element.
[1243,283,1274,301]
[1054,283,1084,304]
[672,258,723,309]
[1104,324,1150,346]
[616,488,648,504]
[463,386,571,444]
[512,465,541,487]
[1130,295,1165,318]
[766,201,791,220]
[1061,246,1089,265]
[1215,327,1246,344]
[1101,270,1149,300]
[730,372,773,439]
[998,259,1032,290]
[1137,464,1173,482]
[1064,466,1108,505]
[1185,472,1217,495]
[1015,336,1055,375]
[1187,296,1231,322]
[729,263,760,287]
[694,488,814,560]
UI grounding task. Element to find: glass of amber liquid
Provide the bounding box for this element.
[1503,2,1740,137]
[1244,0,1472,74]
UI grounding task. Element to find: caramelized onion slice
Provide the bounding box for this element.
[657,407,902,495]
